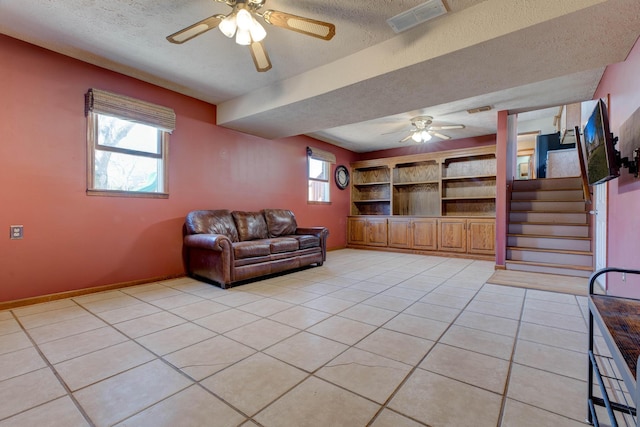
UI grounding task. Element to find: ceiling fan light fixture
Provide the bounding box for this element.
[235,28,252,45]
[236,9,253,31]
[219,14,237,38]
[249,17,267,42]
[411,132,423,142]
[421,131,432,142]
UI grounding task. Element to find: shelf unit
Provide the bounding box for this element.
[351,165,391,215]
[441,153,496,216]
[347,145,497,259]
[350,145,496,217]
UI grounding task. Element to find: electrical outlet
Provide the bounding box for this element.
[10,225,23,240]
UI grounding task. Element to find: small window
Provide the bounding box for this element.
[307,146,336,204]
[85,89,175,198]
[308,157,330,202]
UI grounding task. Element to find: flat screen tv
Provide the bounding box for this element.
[583,99,620,185]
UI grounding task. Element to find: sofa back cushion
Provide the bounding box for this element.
[263,209,298,238]
[232,211,269,241]
[185,210,239,242]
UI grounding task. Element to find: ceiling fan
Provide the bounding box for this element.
[166,0,336,72]
[398,116,465,143]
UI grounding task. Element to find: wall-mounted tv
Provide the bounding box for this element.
[583,99,620,185]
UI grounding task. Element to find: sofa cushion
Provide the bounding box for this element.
[268,237,299,254]
[263,209,298,238]
[232,241,271,259]
[286,234,320,249]
[185,210,239,242]
[232,211,269,241]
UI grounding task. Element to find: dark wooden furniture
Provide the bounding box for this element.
[588,267,640,426]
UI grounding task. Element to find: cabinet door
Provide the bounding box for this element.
[388,219,411,248]
[412,218,438,251]
[467,219,495,255]
[367,218,388,247]
[438,219,467,253]
[347,218,367,245]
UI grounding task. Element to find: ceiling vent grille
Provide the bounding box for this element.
[387,0,447,34]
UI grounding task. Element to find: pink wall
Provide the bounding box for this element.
[0,35,357,302]
[593,37,640,297]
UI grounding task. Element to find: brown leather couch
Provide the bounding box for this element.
[183,209,329,288]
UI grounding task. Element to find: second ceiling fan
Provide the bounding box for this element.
[167,0,336,72]
[399,116,465,143]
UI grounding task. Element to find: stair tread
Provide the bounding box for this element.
[507,233,591,240]
[511,199,585,203]
[505,260,593,272]
[509,221,589,226]
[511,187,584,192]
[510,210,587,213]
[507,246,592,255]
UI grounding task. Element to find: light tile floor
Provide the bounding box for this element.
[0,249,598,426]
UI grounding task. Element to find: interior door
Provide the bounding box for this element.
[593,183,607,291]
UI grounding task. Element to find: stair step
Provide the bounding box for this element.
[511,177,582,191]
[505,260,593,278]
[511,189,585,201]
[508,222,590,237]
[507,247,593,267]
[510,200,586,212]
[507,234,591,251]
[509,211,588,224]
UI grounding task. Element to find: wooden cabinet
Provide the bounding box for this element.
[388,218,438,250]
[438,218,467,253]
[348,216,495,259]
[347,146,497,260]
[467,219,496,255]
[438,218,496,255]
[347,217,388,247]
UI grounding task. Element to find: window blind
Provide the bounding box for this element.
[307,146,336,164]
[85,88,176,133]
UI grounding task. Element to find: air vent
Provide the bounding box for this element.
[467,105,492,114]
[387,0,447,34]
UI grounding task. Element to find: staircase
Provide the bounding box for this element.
[506,177,593,277]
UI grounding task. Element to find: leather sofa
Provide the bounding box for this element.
[183,209,329,288]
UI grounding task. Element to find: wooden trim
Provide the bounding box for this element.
[0,274,185,310]
[350,145,496,169]
[345,244,495,261]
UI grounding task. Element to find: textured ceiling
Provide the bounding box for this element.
[2,0,640,152]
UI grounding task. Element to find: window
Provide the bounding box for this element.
[307,146,336,203]
[85,89,175,197]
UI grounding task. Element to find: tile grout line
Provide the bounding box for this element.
[6,304,97,427]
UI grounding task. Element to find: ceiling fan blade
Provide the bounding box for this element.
[249,41,272,72]
[399,135,412,143]
[167,15,224,44]
[262,10,336,40]
[431,132,451,140]
[429,124,465,130]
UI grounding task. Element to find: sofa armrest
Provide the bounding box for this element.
[183,233,234,287]
[183,234,231,251]
[296,227,329,262]
[296,227,329,238]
